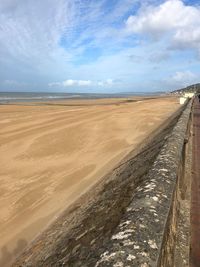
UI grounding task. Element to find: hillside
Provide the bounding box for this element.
[172,83,200,95]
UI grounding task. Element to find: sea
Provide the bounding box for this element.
[0,91,162,104]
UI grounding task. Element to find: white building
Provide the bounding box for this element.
[184,92,195,98]
[179,97,187,105]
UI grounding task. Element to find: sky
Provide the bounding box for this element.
[0,0,200,93]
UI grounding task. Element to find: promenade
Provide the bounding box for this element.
[190,97,200,266]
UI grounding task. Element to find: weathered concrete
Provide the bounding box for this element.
[96,101,192,267]
[174,104,192,267]
[12,102,191,267]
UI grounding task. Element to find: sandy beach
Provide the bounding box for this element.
[0,96,179,264]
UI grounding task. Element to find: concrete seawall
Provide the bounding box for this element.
[13,101,192,267]
[95,100,192,267]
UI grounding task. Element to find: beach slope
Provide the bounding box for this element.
[0,97,179,265]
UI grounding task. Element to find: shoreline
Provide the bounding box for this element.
[0,92,167,105]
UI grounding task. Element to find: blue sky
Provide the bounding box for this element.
[0,0,200,92]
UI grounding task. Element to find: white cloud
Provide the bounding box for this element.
[172,70,196,83]
[172,28,200,50]
[0,0,76,73]
[63,79,92,87]
[0,0,141,90]
[163,70,199,89]
[126,0,199,35]
[49,78,115,88]
[62,80,77,86]
[126,0,200,54]
[78,80,92,86]
[0,0,199,93]
[49,79,92,87]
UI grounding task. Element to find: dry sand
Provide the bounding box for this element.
[0,97,179,264]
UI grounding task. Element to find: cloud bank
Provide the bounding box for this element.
[49,79,114,87]
[0,0,199,92]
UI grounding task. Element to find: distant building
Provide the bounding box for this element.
[184,92,195,98]
[171,83,200,96]
[179,97,187,105]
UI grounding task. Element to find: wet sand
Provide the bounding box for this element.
[0,97,179,264]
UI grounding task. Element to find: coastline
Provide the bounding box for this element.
[0,92,166,104]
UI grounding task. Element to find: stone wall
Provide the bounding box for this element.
[96,101,192,267]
